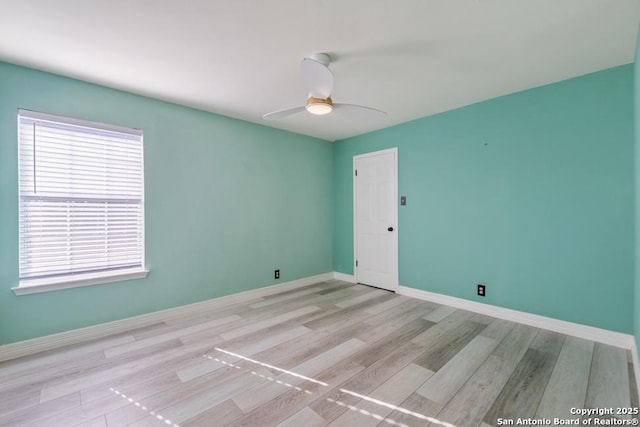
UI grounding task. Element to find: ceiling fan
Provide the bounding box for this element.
[263,53,386,121]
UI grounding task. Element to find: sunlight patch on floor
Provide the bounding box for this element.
[213,347,329,386]
[339,388,458,426]
[326,396,410,426]
[109,387,180,427]
[203,354,313,395]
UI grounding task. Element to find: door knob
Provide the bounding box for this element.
[388,227,394,232]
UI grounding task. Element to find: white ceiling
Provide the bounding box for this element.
[0,1,639,141]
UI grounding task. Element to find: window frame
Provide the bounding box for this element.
[12,110,148,295]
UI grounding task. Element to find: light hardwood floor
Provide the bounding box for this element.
[0,280,637,427]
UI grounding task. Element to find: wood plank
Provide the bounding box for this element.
[259,283,323,300]
[380,392,443,427]
[247,317,373,371]
[483,330,565,425]
[30,389,140,427]
[177,306,327,348]
[417,334,497,404]
[104,314,240,358]
[480,318,516,340]
[629,358,639,410]
[128,367,273,427]
[180,399,245,427]
[585,343,631,419]
[423,305,457,323]
[301,294,391,331]
[0,391,81,427]
[126,321,175,339]
[0,384,41,418]
[335,288,391,308]
[413,319,487,371]
[231,338,367,412]
[310,341,428,423]
[410,309,476,347]
[317,283,368,298]
[160,300,261,329]
[83,371,181,418]
[104,367,253,426]
[364,297,427,324]
[239,291,336,323]
[350,318,434,368]
[176,325,310,382]
[276,407,326,427]
[364,294,414,315]
[433,324,539,427]
[249,286,326,308]
[38,338,217,403]
[35,372,183,427]
[220,305,320,340]
[536,336,594,419]
[469,312,499,325]
[358,301,434,344]
[72,415,107,427]
[226,359,364,427]
[0,348,108,394]
[0,333,133,380]
[326,363,434,426]
[104,338,185,363]
[311,281,353,295]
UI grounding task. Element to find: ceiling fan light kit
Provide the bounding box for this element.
[305,97,333,115]
[262,53,386,121]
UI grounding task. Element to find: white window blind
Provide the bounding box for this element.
[18,109,144,285]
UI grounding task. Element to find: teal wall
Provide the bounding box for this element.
[0,62,333,344]
[334,65,634,334]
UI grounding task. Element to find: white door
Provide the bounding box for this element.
[354,148,398,291]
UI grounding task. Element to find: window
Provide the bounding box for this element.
[14,110,147,295]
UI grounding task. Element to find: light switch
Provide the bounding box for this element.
[400,196,406,206]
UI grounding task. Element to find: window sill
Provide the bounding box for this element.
[12,268,149,296]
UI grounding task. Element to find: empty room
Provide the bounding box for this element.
[1,1,640,426]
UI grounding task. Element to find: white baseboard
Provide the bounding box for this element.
[398,286,635,350]
[333,272,356,283]
[0,272,333,362]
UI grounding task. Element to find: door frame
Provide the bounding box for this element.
[353,147,399,291]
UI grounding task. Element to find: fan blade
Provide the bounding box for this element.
[301,57,334,99]
[333,103,387,120]
[262,106,306,121]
